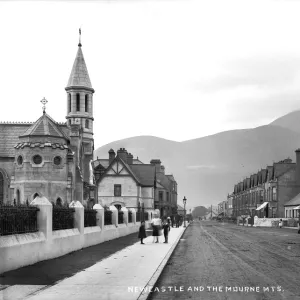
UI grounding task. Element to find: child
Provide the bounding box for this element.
[279,219,283,229]
[163,220,170,243]
[138,221,146,244]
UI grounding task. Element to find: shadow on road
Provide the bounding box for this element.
[0,232,139,286]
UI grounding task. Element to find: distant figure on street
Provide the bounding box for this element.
[138,221,146,244]
[167,217,171,230]
[279,219,283,229]
[163,219,170,243]
[151,214,162,243]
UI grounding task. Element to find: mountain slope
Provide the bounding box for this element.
[270,110,300,134]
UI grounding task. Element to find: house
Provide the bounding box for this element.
[95,148,156,218]
[0,36,96,207]
[284,193,300,219]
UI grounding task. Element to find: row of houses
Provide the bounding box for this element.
[218,149,300,219]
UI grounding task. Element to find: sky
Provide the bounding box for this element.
[1,0,300,148]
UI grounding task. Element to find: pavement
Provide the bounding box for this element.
[0,224,187,300]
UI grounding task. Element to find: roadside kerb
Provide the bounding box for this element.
[137,223,190,300]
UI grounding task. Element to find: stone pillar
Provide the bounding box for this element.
[121,207,128,225]
[93,203,104,229]
[130,208,136,224]
[30,196,52,240]
[109,205,118,227]
[69,200,84,234]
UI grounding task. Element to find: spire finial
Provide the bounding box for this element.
[41,97,48,114]
[78,28,82,47]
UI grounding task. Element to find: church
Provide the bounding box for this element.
[0,35,96,207]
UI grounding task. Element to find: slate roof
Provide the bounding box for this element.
[67,46,93,89]
[129,164,155,187]
[284,192,300,206]
[20,113,69,140]
[0,123,30,157]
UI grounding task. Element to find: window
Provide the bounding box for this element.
[85,119,89,129]
[272,187,277,201]
[16,189,20,205]
[33,155,42,165]
[166,192,169,202]
[68,93,71,113]
[114,184,121,196]
[159,191,163,202]
[53,156,62,165]
[17,155,23,165]
[85,94,88,112]
[76,93,80,111]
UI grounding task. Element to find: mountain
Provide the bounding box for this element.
[94,111,300,208]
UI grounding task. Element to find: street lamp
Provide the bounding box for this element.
[183,196,187,227]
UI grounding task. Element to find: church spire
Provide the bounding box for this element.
[66,29,93,91]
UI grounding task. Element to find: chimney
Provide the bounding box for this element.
[160,165,165,174]
[127,153,133,164]
[295,149,300,186]
[150,159,162,173]
[117,148,128,163]
[109,149,115,164]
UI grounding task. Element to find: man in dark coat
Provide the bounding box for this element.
[138,221,147,244]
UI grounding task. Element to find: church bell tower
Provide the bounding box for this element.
[65,30,95,200]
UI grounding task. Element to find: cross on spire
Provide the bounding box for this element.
[40,97,48,114]
[78,27,82,47]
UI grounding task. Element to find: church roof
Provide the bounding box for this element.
[20,113,69,140]
[66,46,93,90]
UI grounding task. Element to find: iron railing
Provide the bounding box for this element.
[128,211,133,223]
[52,206,75,231]
[0,204,39,236]
[118,211,124,224]
[104,209,112,225]
[84,208,97,227]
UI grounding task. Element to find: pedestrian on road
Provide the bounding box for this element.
[151,214,162,243]
[279,219,283,228]
[163,219,170,243]
[167,217,171,230]
[138,221,146,244]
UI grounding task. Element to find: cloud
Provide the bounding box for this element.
[186,165,216,170]
[194,56,300,93]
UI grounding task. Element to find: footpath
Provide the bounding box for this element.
[0,224,187,300]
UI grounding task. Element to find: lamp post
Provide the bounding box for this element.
[183,196,187,227]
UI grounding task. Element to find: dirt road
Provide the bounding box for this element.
[148,220,300,300]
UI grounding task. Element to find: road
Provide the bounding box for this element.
[148,220,300,300]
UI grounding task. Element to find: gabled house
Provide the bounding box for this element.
[95,148,155,215]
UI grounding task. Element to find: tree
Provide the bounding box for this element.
[192,206,208,218]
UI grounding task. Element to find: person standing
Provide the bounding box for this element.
[163,219,170,243]
[279,219,283,229]
[138,221,146,244]
[151,214,162,243]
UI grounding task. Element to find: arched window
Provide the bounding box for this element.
[114,204,121,210]
[85,94,88,112]
[33,193,39,199]
[0,172,4,205]
[76,93,80,111]
[56,197,62,206]
[85,119,89,129]
[16,189,21,205]
[68,93,71,113]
